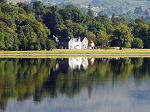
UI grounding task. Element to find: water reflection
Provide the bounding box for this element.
[0,58,150,112]
[69,57,89,70]
[54,57,93,71]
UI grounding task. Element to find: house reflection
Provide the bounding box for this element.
[69,57,89,70]
[53,58,69,72]
[54,57,94,71]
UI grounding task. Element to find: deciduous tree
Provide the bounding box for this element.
[110,24,133,48]
[132,38,143,48]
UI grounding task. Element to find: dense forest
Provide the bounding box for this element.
[0,0,150,50]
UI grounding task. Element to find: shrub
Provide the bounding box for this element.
[46,39,56,50]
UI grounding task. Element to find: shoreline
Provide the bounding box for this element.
[0,53,150,58]
[0,53,150,57]
[0,53,150,56]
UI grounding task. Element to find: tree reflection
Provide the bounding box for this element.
[0,57,149,110]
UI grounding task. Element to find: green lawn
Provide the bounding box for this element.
[0,49,150,54]
[0,49,150,58]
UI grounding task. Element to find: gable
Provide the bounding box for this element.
[82,37,88,44]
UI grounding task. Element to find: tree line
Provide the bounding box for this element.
[0,0,150,50]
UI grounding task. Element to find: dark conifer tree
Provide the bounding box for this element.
[87,5,93,17]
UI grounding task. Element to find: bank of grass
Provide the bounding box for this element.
[0,49,150,54]
[1,55,150,59]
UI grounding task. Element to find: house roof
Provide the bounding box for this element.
[58,38,70,42]
[70,38,81,42]
[58,37,88,42]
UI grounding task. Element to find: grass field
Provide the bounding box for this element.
[0,49,150,54]
[0,49,150,58]
[1,55,150,59]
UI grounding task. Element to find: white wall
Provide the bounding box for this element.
[69,38,88,49]
[69,41,82,49]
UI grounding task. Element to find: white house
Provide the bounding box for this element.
[54,36,88,49]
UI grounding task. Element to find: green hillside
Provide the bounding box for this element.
[9,0,150,16]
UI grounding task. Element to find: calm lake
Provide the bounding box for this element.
[0,57,150,112]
